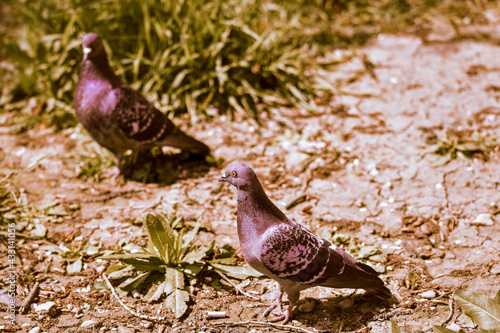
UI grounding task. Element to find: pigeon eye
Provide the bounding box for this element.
[231,171,238,177]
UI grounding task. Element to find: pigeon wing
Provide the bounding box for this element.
[113,86,175,143]
[260,223,345,285]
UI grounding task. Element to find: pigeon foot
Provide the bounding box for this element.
[102,167,121,180]
[265,309,290,324]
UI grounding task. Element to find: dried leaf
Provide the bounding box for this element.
[454,291,500,331]
[211,263,263,280]
[433,326,463,333]
[357,246,379,259]
[66,257,82,274]
[94,281,108,290]
[30,223,47,237]
[46,204,68,216]
[494,290,500,305]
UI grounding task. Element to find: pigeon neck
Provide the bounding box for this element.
[237,183,287,223]
[82,56,122,87]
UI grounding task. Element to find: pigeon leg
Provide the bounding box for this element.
[266,289,299,325]
[102,167,121,179]
[263,287,284,318]
[102,153,122,179]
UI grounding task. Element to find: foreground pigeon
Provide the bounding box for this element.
[219,162,393,323]
[74,33,210,175]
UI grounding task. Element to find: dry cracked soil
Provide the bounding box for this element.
[1,23,500,333]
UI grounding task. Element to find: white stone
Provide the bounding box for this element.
[420,290,436,299]
[29,327,40,333]
[445,323,462,332]
[117,327,135,333]
[470,213,495,226]
[285,151,309,170]
[81,320,96,328]
[35,301,57,317]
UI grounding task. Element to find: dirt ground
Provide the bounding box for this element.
[1,22,500,333]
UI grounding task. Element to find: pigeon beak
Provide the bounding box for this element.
[218,172,227,182]
[83,47,92,60]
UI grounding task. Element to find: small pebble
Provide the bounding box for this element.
[420,290,436,299]
[298,301,315,313]
[420,223,433,236]
[444,252,456,259]
[338,298,354,309]
[470,213,495,226]
[117,326,135,333]
[35,301,58,317]
[29,327,40,333]
[140,321,153,329]
[446,323,462,332]
[81,320,96,328]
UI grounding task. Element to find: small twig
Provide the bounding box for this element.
[211,320,316,333]
[286,195,308,210]
[338,320,344,332]
[102,273,169,322]
[207,311,227,318]
[76,189,143,203]
[20,282,40,314]
[44,256,53,274]
[214,269,260,300]
[441,298,455,326]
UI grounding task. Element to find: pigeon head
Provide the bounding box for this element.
[82,33,106,61]
[218,162,258,189]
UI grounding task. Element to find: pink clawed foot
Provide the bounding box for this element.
[102,166,121,180]
[266,309,290,324]
[263,290,290,324]
[263,300,282,317]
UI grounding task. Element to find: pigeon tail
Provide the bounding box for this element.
[159,129,210,156]
[365,285,393,300]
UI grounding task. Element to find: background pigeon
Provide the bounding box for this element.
[219,162,393,324]
[74,33,210,175]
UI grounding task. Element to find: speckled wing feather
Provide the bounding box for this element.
[260,223,345,284]
[113,86,175,143]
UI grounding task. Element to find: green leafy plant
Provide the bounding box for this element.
[0,173,48,238]
[41,240,101,274]
[2,0,322,125]
[391,318,402,333]
[71,138,116,182]
[433,290,500,333]
[99,213,261,318]
[424,130,497,166]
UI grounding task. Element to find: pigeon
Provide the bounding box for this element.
[218,162,393,324]
[74,33,210,175]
